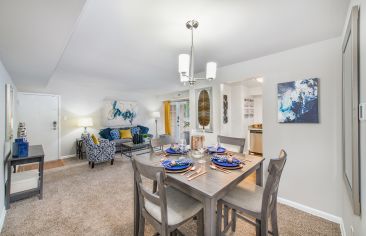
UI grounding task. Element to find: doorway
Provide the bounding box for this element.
[170,100,189,143]
[17,93,60,161]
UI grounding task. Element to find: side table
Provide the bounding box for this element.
[76,138,85,159]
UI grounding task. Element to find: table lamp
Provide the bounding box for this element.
[78,117,93,136]
[151,112,160,138]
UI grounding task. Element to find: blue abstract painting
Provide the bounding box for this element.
[278,78,319,123]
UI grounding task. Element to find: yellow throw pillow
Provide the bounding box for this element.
[120,129,132,139]
[91,134,100,145]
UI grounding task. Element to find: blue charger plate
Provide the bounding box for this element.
[211,156,241,167]
[207,146,226,153]
[165,147,188,155]
[161,159,192,171]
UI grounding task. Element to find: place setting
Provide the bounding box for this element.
[210,153,244,171]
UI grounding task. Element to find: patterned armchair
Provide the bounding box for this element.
[82,134,116,168]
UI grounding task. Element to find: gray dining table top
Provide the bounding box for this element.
[134,152,265,199]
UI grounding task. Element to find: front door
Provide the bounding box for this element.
[17,93,60,161]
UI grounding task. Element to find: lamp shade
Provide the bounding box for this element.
[152,111,161,119]
[206,62,217,80]
[78,117,93,127]
[178,54,190,75]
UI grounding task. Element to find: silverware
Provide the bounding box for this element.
[186,167,201,178]
[188,171,207,181]
[210,164,230,174]
[181,166,196,176]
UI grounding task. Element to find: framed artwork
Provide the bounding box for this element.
[223,95,228,124]
[277,78,319,123]
[103,100,137,126]
[5,84,14,141]
[196,87,213,132]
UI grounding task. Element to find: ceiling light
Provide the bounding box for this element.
[256,77,264,83]
[178,20,217,86]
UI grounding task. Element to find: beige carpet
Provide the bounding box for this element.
[1,156,341,236]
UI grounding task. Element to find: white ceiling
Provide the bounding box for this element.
[0,0,349,94]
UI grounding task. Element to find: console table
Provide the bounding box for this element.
[5,145,44,209]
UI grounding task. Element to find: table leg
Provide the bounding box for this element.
[203,197,217,236]
[5,162,11,209]
[39,158,44,199]
[134,175,139,236]
[256,162,263,186]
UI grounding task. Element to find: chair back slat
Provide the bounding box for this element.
[217,135,246,154]
[133,158,165,180]
[261,149,287,217]
[139,183,161,206]
[159,134,175,146]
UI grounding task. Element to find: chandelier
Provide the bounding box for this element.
[178,20,217,86]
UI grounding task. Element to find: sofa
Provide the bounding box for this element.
[99,125,152,153]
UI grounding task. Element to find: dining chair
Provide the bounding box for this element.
[159,134,175,146]
[216,149,287,236]
[150,138,163,152]
[132,158,204,236]
[217,135,246,154]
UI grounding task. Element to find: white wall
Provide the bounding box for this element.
[0,59,16,228]
[207,37,343,217]
[341,1,366,236]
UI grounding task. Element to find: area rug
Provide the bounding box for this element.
[1,157,341,236]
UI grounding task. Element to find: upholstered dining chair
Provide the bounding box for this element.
[217,135,246,154]
[132,158,204,236]
[216,149,287,236]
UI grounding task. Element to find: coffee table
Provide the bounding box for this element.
[120,142,151,158]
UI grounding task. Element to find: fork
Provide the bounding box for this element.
[186,167,201,178]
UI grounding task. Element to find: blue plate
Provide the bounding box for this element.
[211,156,240,167]
[165,147,188,155]
[162,159,192,171]
[207,146,226,153]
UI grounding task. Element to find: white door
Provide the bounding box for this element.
[17,93,60,161]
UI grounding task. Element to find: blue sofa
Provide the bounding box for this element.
[99,125,151,153]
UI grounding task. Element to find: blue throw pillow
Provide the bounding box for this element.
[110,129,120,140]
[137,125,149,134]
[130,126,140,135]
[99,128,112,141]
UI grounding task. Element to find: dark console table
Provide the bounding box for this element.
[5,145,44,209]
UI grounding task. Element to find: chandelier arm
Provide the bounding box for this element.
[189,25,195,83]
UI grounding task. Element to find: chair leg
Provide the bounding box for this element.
[261,219,268,236]
[138,214,145,236]
[271,205,279,236]
[256,219,261,236]
[223,205,229,228]
[216,201,223,236]
[197,209,204,236]
[231,209,237,232]
[91,162,95,168]
[111,159,114,165]
[88,161,90,166]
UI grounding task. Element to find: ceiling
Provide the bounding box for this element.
[0,0,349,94]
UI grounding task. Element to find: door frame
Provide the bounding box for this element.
[17,92,61,160]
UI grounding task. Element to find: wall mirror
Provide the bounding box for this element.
[342,5,360,216]
[196,87,213,132]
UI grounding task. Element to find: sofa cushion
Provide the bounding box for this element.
[120,129,133,139]
[131,126,140,135]
[99,128,112,141]
[138,125,149,134]
[91,134,100,145]
[110,129,120,140]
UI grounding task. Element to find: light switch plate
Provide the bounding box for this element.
[359,103,366,121]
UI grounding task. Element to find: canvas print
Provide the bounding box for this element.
[104,101,137,126]
[278,78,319,123]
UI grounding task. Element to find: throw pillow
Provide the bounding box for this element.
[137,125,149,134]
[99,128,112,141]
[91,134,100,145]
[131,126,140,135]
[120,129,132,139]
[110,129,120,140]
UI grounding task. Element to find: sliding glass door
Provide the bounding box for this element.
[170,100,189,142]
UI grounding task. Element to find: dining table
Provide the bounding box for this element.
[133,151,265,236]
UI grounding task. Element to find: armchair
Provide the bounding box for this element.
[82,134,116,168]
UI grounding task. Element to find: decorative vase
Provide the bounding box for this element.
[17,122,27,141]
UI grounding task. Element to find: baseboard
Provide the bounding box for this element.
[60,154,76,159]
[0,206,6,231]
[278,198,345,236]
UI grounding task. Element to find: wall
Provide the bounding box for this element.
[341,1,366,235]
[0,59,16,228]
[199,37,343,217]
